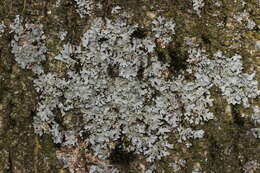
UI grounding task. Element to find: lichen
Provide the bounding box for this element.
[7,3,260,173]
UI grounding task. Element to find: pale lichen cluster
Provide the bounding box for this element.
[7,2,260,173]
[10,15,46,74]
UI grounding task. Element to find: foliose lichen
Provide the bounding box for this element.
[10,15,46,74]
[8,4,260,172]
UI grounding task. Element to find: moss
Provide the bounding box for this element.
[109,141,138,173]
[110,145,136,165]
[167,40,188,72]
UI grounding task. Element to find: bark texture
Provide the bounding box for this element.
[0,0,259,173]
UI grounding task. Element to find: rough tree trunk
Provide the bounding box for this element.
[0,0,259,173]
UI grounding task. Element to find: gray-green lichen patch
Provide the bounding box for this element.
[0,3,67,173]
[28,7,259,173]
